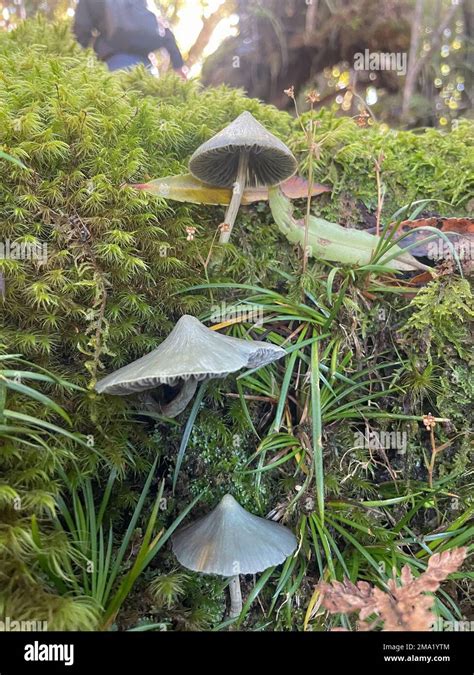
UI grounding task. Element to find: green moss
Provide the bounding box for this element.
[292,108,474,224]
[0,21,296,458]
[402,277,474,359]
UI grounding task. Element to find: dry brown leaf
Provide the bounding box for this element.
[318,579,376,615]
[374,586,435,631]
[416,548,469,591]
[319,546,467,631]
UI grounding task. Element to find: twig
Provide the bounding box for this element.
[423,413,439,489]
[194,225,221,303]
[304,0,319,38]
[374,151,385,237]
[402,0,424,121]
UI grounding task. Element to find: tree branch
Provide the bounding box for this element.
[187,1,234,66]
[401,0,424,120]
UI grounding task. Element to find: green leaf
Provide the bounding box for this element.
[268,186,430,272]
[311,339,324,523]
[131,174,330,206]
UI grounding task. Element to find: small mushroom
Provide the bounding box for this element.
[189,111,297,244]
[95,315,285,418]
[172,494,297,618]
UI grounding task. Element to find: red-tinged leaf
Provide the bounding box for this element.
[400,217,474,234]
[280,176,331,199]
[409,271,434,285]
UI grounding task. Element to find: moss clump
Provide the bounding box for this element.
[0,18,298,628]
[0,20,296,403]
[402,277,474,359]
[291,108,474,224]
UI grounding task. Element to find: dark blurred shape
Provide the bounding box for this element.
[202,0,413,109]
[201,0,470,128]
[73,0,184,72]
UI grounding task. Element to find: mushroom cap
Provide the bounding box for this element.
[188,111,297,188]
[95,315,285,395]
[172,494,297,576]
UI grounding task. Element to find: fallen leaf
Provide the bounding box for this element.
[269,186,432,272]
[318,546,467,632]
[400,217,474,234]
[129,173,330,205]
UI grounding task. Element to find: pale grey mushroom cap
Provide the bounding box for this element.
[95,315,285,395]
[188,111,297,188]
[172,494,297,577]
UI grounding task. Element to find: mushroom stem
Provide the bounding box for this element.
[219,151,249,244]
[228,575,243,618]
[161,378,198,418]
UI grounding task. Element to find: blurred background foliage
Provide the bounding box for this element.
[0,0,472,128]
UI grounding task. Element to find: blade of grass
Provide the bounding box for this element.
[311,338,324,523]
[172,381,208,493]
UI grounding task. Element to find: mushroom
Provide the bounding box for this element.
[95,314,285,418]
[188,111,297,244]
[172,494,297,618]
